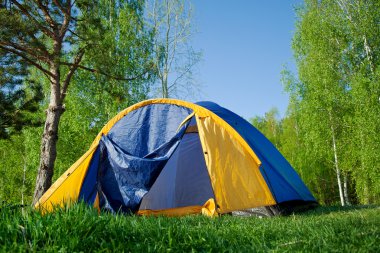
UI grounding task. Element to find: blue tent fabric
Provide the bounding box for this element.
[195,101,315,203]
[139,117,215,210]
[107,104,192,158]
[78,146,100,205]
[86,103,192,213]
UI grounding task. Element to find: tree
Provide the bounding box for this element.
[281,67,339,205]
[0,46,43,138]
[334,0,380,204]
[145,0,201,98]
[292,0,352,206]
[52,0,155,178]
[250,108,282,149]
[288,0,380,205]
[0,0,152,203]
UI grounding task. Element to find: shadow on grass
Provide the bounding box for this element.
[298,204,378,216]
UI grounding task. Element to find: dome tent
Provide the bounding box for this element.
[35,99,316,216]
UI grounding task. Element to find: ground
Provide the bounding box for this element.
[0,204,379,252]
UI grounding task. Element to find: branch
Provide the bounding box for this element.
[0,45,54,78]
[60,61,152,81]
[164,0,171,75]
[168,53,199,91]
[168,68,189,89]
[0,40,51,63]
[36,0,56,29]
[24,30,51,57]
[11,0,54,38]
[53,0,70,16]
[67,28,88,41]
[60,48,85,100]
[59,0,72,38]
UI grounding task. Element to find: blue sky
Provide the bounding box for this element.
[190,0,302,120]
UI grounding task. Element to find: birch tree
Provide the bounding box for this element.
[145,0,201,98]
[335,0,380,204]
[292,0,349,206]
[288,0,380,205]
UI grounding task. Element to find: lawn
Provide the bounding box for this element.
[0,204,378,252]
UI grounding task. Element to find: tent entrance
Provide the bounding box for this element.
[139,117,215,211]
[93,104,193,213]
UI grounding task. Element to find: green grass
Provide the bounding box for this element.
[0,204,379,252]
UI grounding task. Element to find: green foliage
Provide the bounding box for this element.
[81,0,154,98]
[0,49,43,138]
[0,72,43,205]
[268,0,380,205]
[0,127,41,204]
[250,108,282,148]
[0,203,378,252]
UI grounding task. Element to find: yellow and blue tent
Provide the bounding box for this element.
[35,99,316,216]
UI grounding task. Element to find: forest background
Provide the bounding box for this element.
[0,0,379,207]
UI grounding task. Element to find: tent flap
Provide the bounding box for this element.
[196,101,316,203]
[95,103,192,213]
[196,116,276,213]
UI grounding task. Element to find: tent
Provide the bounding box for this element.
[35,99,316,216]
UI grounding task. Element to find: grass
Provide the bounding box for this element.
[0,204,379,252]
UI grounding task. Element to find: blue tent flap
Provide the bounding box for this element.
[95,104,192,212]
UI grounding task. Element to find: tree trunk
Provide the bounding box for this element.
[329,111,345,206]
[162,73,168,98]
[33,63,64,204]
[343,174,350,205]
[364,183,370,204]
[21,150,27,215]
[334,157,344,206]
[363,35,374,74]
[359,127,370,204]
[332,132,345,206]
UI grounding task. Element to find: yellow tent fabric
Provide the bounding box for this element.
[137,198,217,217]
[35,146,98,212]
[196,116,276,213]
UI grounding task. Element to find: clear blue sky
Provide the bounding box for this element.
[191,0,302,120]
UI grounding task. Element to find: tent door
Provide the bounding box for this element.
[139,117,215,211]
